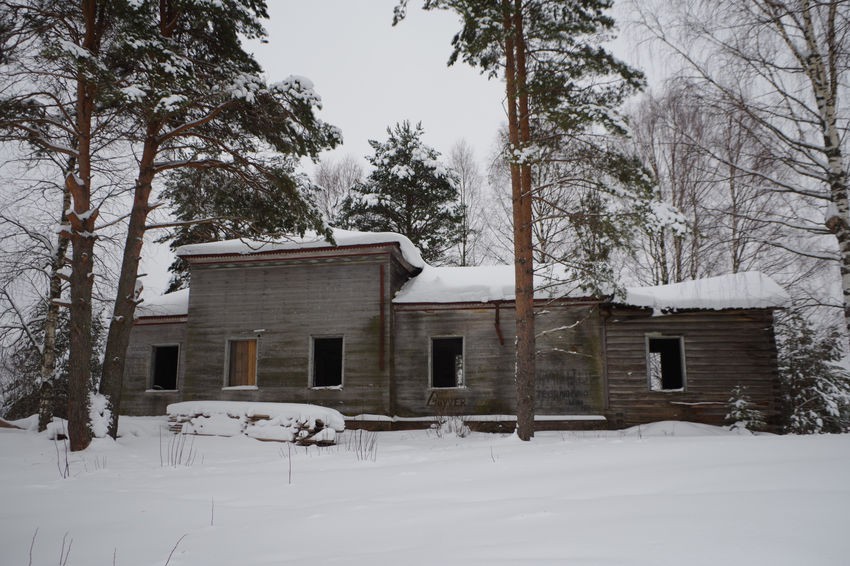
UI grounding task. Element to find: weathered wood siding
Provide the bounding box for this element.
[180,251,395,415]
[392,302,606,417]
[121,321,186,415]
[604,308,779,429]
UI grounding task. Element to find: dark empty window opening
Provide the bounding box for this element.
[647,337,685,391]
[313,337,343,387]
[432,337,464,388]
[151,345,179,390]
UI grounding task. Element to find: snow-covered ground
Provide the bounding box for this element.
[1,418,847,565]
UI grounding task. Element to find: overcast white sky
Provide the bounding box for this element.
[248,1,508,170]
[246,1,669,171]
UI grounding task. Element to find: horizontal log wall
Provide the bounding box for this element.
[392,303,605,418]
[121,321,186,416]
[181,253,394,415]
[122,248,416,418]
[604,308,779,429]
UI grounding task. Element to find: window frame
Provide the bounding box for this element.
[223,337,259,390]
[645,334,687,392]
[147,343,180,392]
[309,335,345,389]
[430,335,465,389]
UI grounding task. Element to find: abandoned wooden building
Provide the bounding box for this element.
[121,230,789,430]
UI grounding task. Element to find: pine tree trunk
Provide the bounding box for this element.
[66,167,96,451]
[100,134,158,439]
[503,0,535,441]
[66,0,104,452]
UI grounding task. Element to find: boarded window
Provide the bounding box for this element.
[313,337,343,387]
[432,337,464,388]
[647,337,685,391]
[151,345,179,390]
[228,339,257,387]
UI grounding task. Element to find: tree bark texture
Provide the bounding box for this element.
[503,0,535,441]
[100,130,158,438]
[66,0,105,451]
[38,160,73,432]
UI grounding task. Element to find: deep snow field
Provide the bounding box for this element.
[0,417,848,566]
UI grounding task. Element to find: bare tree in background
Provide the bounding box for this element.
[313,154,364,225]
[629,85,716,284]
[0,160,71,431]
[448,139,485,266]
[632,0,850,342]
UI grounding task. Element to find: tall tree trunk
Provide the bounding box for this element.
[66,0,104,451]
[100,132,158,439]
[794,0,850,349]
[66,166,96,452]
[38,172,72,432]
[503,0,535,440]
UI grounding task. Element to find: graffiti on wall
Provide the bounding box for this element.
[536,367,601,412]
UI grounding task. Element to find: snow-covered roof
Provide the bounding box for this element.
[394,265,516,303]
[395,267,788,309]
[623,271,789,311]
[393,264,598,304]
[137,288,189,318]
[176,229,425,269]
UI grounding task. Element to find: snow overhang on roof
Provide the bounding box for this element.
[622,271,790,311]
[394,265,516,303]
[393,264,600,304]
[395,268,788,309]
[175,229,425,269]
[137,288,189,318]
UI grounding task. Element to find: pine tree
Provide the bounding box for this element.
[339,121,462,264]
[1,1,340,446]
[777,312,850,434]
[725,384,766,432]
[96,0,340,438]
[395,0,645,439]
[157,160,327,292]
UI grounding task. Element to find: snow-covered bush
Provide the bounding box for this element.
[725,385,765,432]
[776,312,850,434]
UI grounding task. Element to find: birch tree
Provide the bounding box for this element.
[448,139,485,266]
[0,0,125,450]
[313,154,364,225]
[632,0,850,342]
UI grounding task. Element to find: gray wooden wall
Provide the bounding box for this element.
[392,302,606,417]
[121,321,186,416]
[604,308,779,429]
[178,253,398,416]
[122,246,781,430]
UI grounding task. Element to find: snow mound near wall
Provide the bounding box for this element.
[167,401,345,442]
